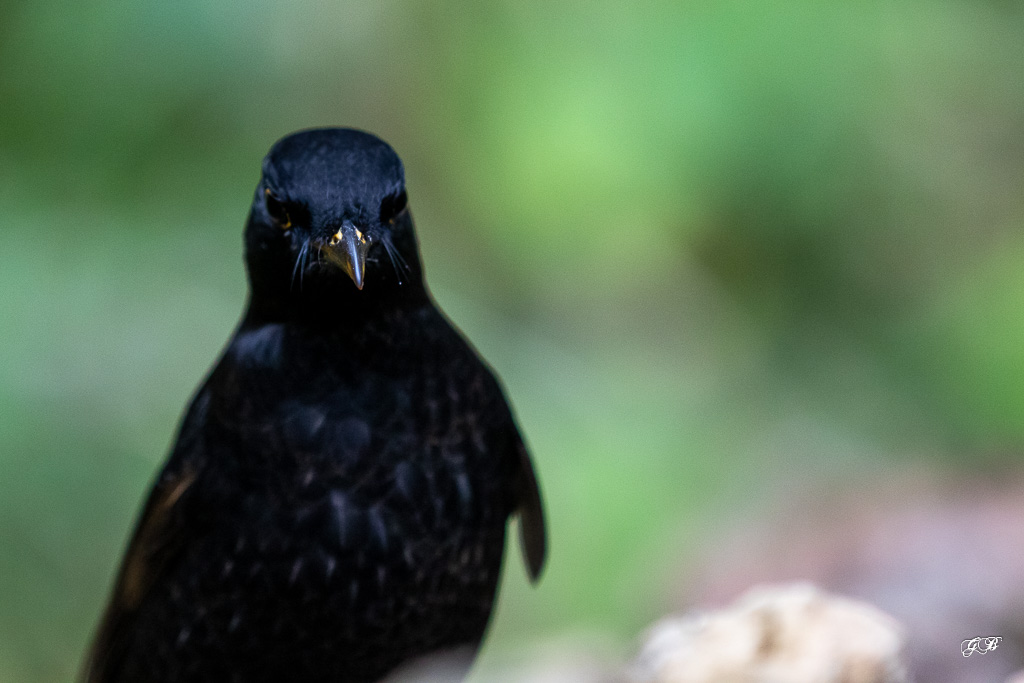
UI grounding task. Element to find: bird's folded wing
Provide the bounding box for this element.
[81,465,197,683]
[514,441,546,582]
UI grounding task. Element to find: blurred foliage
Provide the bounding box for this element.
[2,1,1023,681]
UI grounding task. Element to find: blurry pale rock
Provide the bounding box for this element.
[472,638,622,683]
[680,468,1024,682]
[477,656,616,683]
[629,583,909,683]
[380,648,475,683]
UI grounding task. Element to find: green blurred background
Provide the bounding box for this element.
[2,1,1023,681]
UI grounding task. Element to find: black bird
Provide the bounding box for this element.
[84,128,546,683]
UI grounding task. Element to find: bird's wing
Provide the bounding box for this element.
[513,438,547,582]
[82,464,198,682]
[81,393,209,683]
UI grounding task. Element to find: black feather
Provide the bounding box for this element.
[83,128,546,683]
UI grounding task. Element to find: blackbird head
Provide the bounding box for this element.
[244,128,424,311]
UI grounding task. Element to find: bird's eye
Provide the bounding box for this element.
[264,188,292,229]
[379,190,408,224]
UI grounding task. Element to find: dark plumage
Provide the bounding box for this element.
[84,128,546,683]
